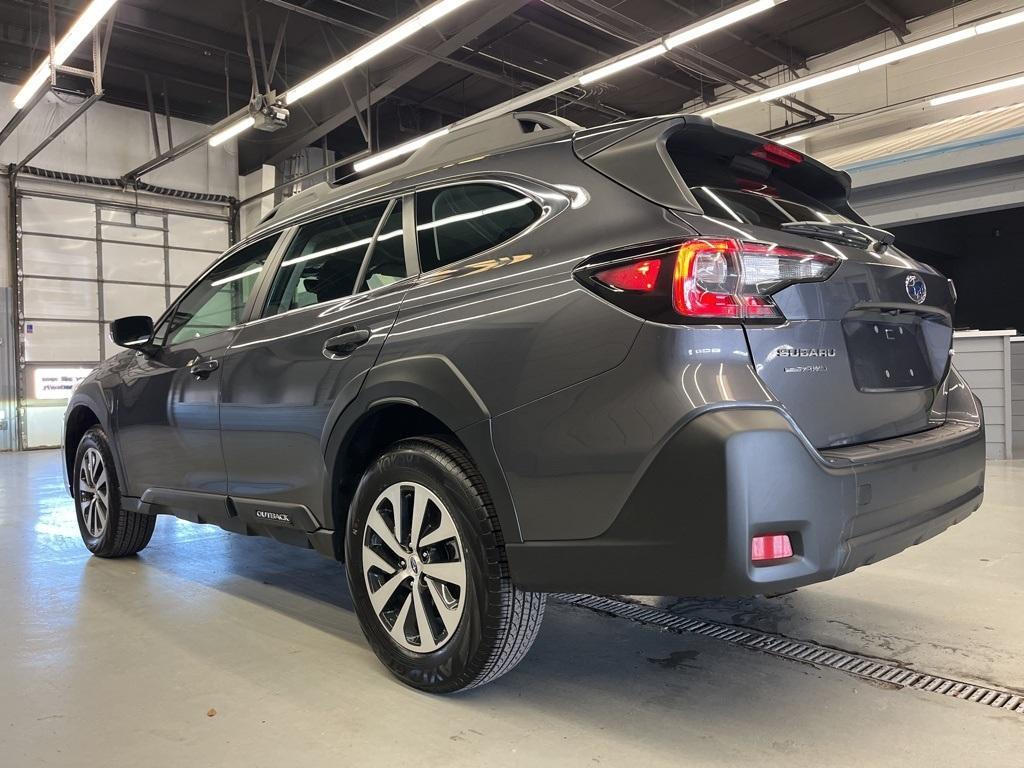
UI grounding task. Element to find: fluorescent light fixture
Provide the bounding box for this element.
[581,45,667,85]
[577,0,780,85]
[285,0,475,105]
[856,27,975,71]
[702,9,1018,118]
[349,0,785,171]
[665,0,778,49]
[930,74,1024,106]
[578,44,668,85]
[353,127,451,172]
[976,8,1024,34]
[759,65,860,101]
[209,116,256,147]
[701,93,761,117]
[13,0,119,109]
[774,133,809,145]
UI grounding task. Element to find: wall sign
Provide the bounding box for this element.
[31,367,91,400]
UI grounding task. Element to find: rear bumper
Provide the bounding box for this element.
[506,405,985,597]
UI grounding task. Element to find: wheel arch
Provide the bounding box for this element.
[63,403,101,484]
[322,355,522,559]
[63,385,123,494]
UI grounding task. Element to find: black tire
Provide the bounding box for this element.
[345,437,546,693]
[73,426,156,558]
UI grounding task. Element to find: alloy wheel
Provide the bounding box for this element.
[79,447,110,538]
[362,482,467,654]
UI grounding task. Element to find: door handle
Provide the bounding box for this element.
[189,358,220,379]
[323,328,371,358]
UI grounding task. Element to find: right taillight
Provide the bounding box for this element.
[581,237,839,323]
[674,238,839,320]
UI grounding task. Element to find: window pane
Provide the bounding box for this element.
[360,201,406,292]
[265,202,387,316]
[416,184,540,272]
[162,235,277,346]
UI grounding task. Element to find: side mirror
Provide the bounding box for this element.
[110,315,155,351]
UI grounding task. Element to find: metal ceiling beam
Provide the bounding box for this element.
[539,0,829,122]
[5,0,330,98]
[518,2,708,97]
[8,0,252,61]
[0,30,254,108]
[662,0,808,75]
[258,0,552,95]
[863,0,909,42]
[266,0,532,165]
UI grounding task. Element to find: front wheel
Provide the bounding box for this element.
[345,437,546,693]
[73,427,156,557]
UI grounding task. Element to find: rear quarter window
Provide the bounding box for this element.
[415,183,541,272]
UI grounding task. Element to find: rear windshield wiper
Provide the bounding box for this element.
[781,221,895,252]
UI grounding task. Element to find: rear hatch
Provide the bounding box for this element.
[578,118,956,449]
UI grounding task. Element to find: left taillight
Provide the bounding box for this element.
[579,237,839,323]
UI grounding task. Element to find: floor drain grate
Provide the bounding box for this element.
[554,593,1024,716]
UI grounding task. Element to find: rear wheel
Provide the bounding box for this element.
[73,427,156,557]
[345,437,545,693]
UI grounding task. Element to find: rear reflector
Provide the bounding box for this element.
[751,534,793,563]
[594,258,662,292]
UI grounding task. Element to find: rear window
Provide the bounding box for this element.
[690,187,854,230]
[669,128,854,230]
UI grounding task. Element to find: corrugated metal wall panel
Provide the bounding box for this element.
[953,332,1014,460]
[1012,339,1024,458]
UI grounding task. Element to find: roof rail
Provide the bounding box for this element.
[381,110,581,178]
[258,111,582,227]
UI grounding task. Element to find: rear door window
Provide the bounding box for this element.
[415,183,541,272]
[264,202,388,316]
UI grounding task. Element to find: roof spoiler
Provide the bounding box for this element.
[573,114,857,218]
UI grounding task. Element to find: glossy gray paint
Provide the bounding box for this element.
[62,114,986,596]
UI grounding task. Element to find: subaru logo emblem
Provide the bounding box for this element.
[905,274,927,304]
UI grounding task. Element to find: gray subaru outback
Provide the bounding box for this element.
[63,112,985,692]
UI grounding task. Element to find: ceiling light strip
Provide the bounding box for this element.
[578,45,668,86]
[701,7,1024,118]
[13,0,120,110]
[354,0,783,171]
[665,0,779,48]
[209,116,256,147]
[930,74,1024,106]
[285,0,476,106]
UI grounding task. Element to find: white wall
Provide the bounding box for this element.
[692,0,1024,163]
[239,165,276,236]
[0,81,241,287]
[0,81,239,198]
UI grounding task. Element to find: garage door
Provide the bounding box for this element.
[15,188,231,449]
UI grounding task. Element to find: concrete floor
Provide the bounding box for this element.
[0,451,1021,767]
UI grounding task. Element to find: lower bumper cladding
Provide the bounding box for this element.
[507,404,985,597]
